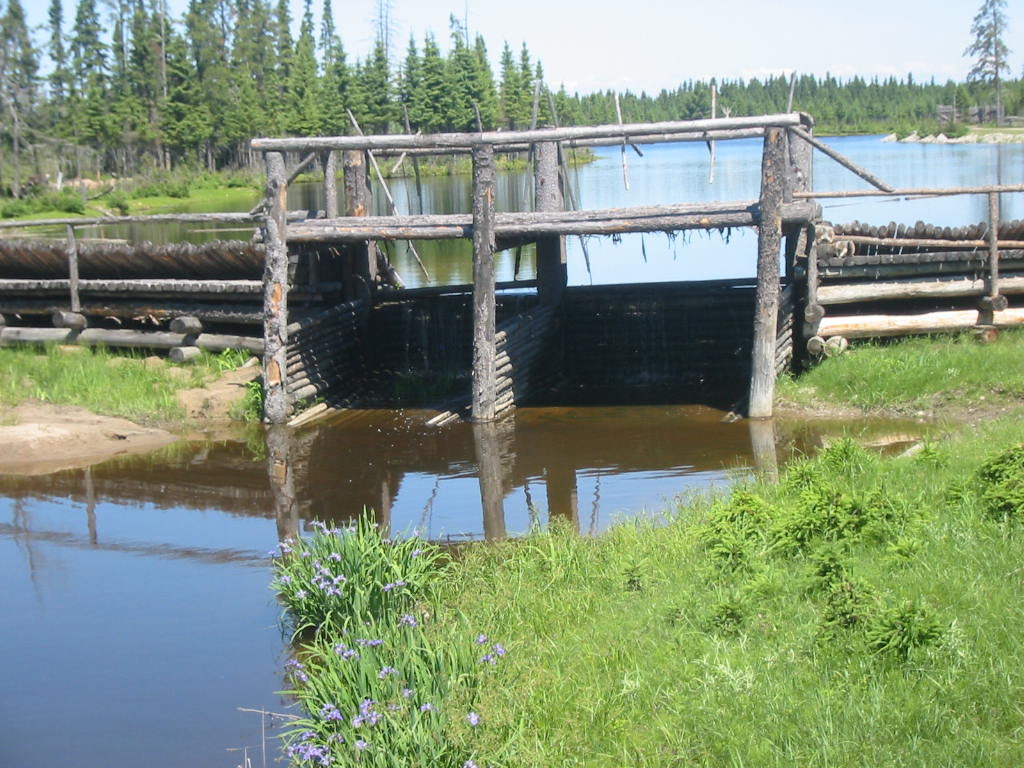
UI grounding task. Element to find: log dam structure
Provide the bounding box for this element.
[0,112,1022,426]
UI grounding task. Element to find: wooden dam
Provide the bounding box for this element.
[0,112,1022,426]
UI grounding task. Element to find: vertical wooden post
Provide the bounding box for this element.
[534,141,567,304]
[343,149,375,297]
[66,224,80,312]
[472,145,498,422]
[980,191,1007,322]
[747,419,779,482]
[262,151,290,424]
[322,150,339,219]
[473,422,507,540]
[749,128,786,419]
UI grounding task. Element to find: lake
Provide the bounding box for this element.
[1,135,1021,768]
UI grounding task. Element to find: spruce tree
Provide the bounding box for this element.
[965,0,1011,122]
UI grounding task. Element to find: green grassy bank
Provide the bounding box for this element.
[273,330,1024,768]
[0,345,258,423]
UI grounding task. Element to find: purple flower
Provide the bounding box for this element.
[479,654,495,665]
[327,733,345,744]
[383,580,407,592]
[320,702,343,721]
[476,634,488,645]
[354,740,369,751]
[411,548,424,558]
[328,552,342,562]
[493,643,506,657]
[301,551,312,558]
[463,761,479,768]
[334,643,360,661]
[378,666,397,679]
[279,574,293,585]
[402,688,414,698]
[398,613,418,628]
[295,589,308,600]
[355,638,383,647]
[419,702,436,712]
[467,711,480,727]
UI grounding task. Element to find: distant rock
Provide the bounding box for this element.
[881,133,898,143]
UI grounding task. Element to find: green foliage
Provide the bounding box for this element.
[0,344,184,421]
[273,516,504,767]
[866,600,945,660]
[974,444,1024,523]
[778,330,1024,412]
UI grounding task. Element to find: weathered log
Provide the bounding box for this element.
[823,336,849,357]
[790,127,894,192]
[0,326,263,352]
[261,150,290,424]
[794,183,1024,200]
[0,278,264,295]
[817,275,1024,305]
[170,315,203,334]
[806,335,826,356]
[65,224,80,312]
[285,201,818,242]
[748,127,786,419]
[974,325,1000,344]
[0,212,259,231]
[832,235,1024,250]
[819,308,1024,339]
[52,310,87,329]
[251,114,805,153]
[169,346,202,363]
[471,145,498,422]
[534,141,567,305]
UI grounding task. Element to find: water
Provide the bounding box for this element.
[2,136,1019,767]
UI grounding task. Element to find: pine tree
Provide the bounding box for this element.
[408,32,444,132]
[355,38,391,133]
[285,0,321,135]
[317,0,349,136]
[965,0,1011,122]
[1,0,39,195]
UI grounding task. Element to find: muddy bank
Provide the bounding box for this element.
[0,402,178,475]
[0,362,259,476]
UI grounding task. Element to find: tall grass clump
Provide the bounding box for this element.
[272,517,508,768]
[778,329,1024,411]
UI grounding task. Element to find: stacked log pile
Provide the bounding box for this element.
[286,300,367,406]
[804,218,1024,346]
[492,304,557,419]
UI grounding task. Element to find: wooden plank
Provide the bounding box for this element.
[749,127,786,419]
[262,150,290,424]
[471,145,498,422]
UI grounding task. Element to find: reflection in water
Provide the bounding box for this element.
[0,407,932,768]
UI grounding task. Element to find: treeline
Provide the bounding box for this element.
[0,0,1021,192]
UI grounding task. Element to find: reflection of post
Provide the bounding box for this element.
[544,465,579,533]
[377,474,393,540]
[267,426,300,542]
[84,466,97,546]
[748,419,779,482]
[473,422,507,540]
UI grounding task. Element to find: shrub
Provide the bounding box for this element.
[866,600,945,660]
[975,444,1024,523]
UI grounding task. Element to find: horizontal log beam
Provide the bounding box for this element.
[818,308,1024,339]
[0,278,263,294]
[251,114,805,152]
[836,235,1024,250]
[0,212,259,230]
[287,201,818,243]
[0,326,263,352]
[795,183,1024,200]
[818,275,1024,305]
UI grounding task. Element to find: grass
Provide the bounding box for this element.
[273,331,1024,767]
[429,425,1024,767]
[778,329,1024,412]
[0,344,249,424]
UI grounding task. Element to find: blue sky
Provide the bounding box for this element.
[27,0,1024,94]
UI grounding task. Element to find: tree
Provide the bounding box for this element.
[964,0,1011,122]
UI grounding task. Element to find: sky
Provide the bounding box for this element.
[25,0,1024,95]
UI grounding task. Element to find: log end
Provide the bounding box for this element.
[824,336,849,357]
[52,310,87,330]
